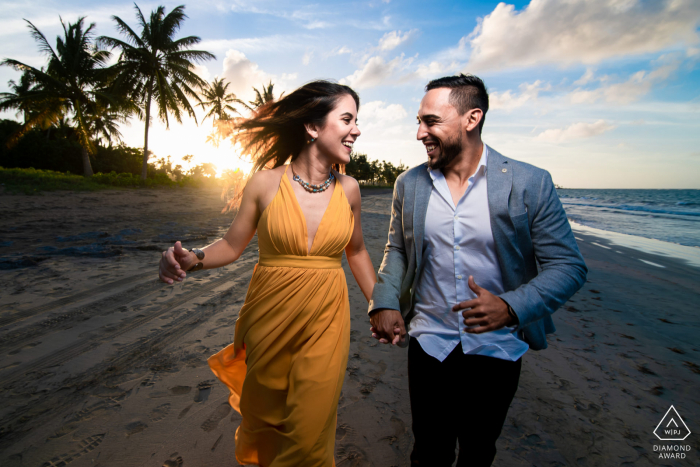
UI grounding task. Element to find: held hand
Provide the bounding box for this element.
[159,241,195,284]
[451,276,513,333]
[369,308,406,345]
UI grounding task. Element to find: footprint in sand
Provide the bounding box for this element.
[194,381,213,403]
[211,434,224,451]
[178,404,193,420]
[169,385,192,395]
[335,423,354,441]
[150,403,171,422]
[140,372,160,387]
[335,444,367,467]
[201,403,231,432]
[162,456,183,467]
[41,434,104,466]
[125,421,148,437]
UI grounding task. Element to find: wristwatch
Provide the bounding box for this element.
[187,248,205,272]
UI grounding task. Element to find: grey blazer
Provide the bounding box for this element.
[368,146,587,351]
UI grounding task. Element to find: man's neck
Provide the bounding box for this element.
[442,138,484,186]
[439,137,484,207]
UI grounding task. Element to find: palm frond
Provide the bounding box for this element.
[161,5,187,38]
[108,15,145,48]
[24,19,58,59]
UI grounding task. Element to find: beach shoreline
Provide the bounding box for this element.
[0,187,698,466]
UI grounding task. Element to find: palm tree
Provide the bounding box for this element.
[200,77,243,122]
[1,71,35,123]
[1,18,114,176]
[99,4,215,180]
[243,81,283,111]
[85,101,130,147]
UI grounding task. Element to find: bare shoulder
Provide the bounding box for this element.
[246,166,284,191]
[335,172,361,205]
[244,165,287,211]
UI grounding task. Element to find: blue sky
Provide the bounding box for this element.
[1,0,699,188]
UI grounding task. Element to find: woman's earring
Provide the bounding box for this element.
[307,137,316,144]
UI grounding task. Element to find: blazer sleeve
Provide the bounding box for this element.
[499,171,588,327]
[368,175,408,314]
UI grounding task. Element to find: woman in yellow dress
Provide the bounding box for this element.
[158,81,376,466]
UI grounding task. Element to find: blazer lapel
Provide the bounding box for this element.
[486,146,511,224]
[486,146,522,289]
[413,164,431,268]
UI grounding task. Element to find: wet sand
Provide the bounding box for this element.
[0,187,698,466]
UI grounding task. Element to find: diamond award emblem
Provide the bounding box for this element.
[654,405,691,441]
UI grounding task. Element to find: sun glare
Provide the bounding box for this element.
[195,143,254,177]
[129,120,254,178]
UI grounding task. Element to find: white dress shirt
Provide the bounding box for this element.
[409,145,529,362]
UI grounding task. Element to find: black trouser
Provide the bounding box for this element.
[408,337,522,467]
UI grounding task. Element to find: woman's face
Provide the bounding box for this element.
[313,93,361,165]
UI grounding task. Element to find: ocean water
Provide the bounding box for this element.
[557,189,700,248]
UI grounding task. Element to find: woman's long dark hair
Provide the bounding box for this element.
[222,80,360,211]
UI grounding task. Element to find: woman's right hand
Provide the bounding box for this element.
[159,241,195,284]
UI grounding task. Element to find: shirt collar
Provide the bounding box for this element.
[428,143,488,181]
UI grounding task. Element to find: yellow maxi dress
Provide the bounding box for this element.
[208,166,353,467]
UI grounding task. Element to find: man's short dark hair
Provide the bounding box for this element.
[425,74,489,134]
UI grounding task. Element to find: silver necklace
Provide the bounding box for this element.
[291,164,334,193]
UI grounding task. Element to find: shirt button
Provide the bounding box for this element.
[454,245,460,250]
[454,215,459,220]
[457,275,463,280]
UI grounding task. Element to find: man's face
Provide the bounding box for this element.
[416,88,465,170]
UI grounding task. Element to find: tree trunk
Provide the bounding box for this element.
[74,105,94,177]
[141,87,153,181]
[81,146,94,177]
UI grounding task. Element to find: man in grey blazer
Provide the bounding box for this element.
[368,74,587,466]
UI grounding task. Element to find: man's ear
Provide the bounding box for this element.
[464,108,483,134]
[304,123,319,140]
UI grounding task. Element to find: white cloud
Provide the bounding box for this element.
[465,0,700,71]
[347,15,392,31]
[221,49,296,102]
[340,54,414,89]
[0,3,135,38]
[302,51,313,65]
[411,60,455,80]
[227,1,332,29]
[322,46,353,59]
[199,35,306,54]
[569,57,681,104]
[378,29,418,51]
[536,120,616,142]
[353,101,422,166]
[359,101,408,125]
[193,64,212,82]
[573,68,596,86]
[490,80,550,111]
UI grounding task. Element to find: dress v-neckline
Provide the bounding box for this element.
[283,166,339,255]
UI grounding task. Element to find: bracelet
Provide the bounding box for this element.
[187,248,205,272]
[506,303,519,325]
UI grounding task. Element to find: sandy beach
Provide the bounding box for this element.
[0,186,698,466]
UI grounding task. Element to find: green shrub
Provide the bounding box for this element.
[0,166,219,193]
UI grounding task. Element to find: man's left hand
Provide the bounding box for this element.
[452,276,514,333]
